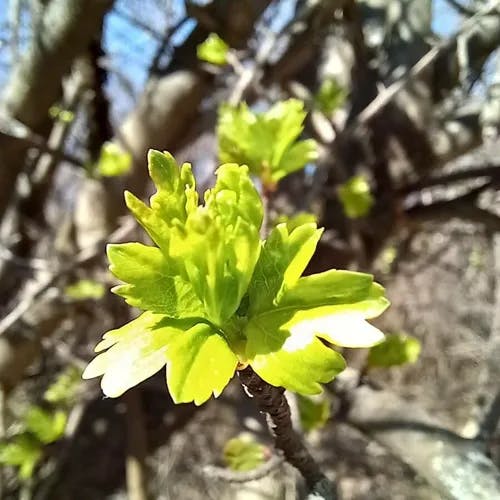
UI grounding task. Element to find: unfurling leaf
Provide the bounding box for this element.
[217,99,317,187]
[223,435,266,472]
[197,33,229,65]
[84,149,390,405]
[368,333,421,368]
[338,175,374,219]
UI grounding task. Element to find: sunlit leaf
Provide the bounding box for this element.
[83,148,390,404]
[170,163,262,324]
[338,175,374,219]
[83,312,183,398]
[197,33,229,65]
[166,322,238,405]
[223,435,266,471]
[248,223,322,316]
[368,333,421,368]
[218,99,317,186]
[107,243,205,317]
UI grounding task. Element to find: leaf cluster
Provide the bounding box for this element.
[83,151,389,405]
[0,407,67,480]
[217,99,318,188]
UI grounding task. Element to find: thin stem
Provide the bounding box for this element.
[238,366,336,499]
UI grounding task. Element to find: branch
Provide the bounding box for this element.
[342,384,500,499]
[444,0,476,16]
[343,0,500,136]
[398,165,500,195]
[405,181,500,232]
[238,366,336,500]
[0,217,136,337]
[0,127,84,168]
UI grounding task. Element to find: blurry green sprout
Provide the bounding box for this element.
[44,366,83,405]
[24,407,67,445]
[218,99,318,188]
[49,105,75,123]
[314,78,347,116]
[83,150,389,405]
[368,333,421,368]
[197,33,229,65]
[0,407,67,480]
[223,435,266,472]
[0,434,42,480]
[94,142,132,178]
[338,175,374,219]
[297,394,331,432]
[65,279,105,300]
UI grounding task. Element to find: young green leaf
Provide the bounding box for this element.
[297,394,331,432]
[65,279,105,300]
[96,142,132,177]
[24,407,67,445]
[44,366,82,405]
[248,223,323,316]
[84,149,390,405]
[314,78,346,115]
[124,150,198,254]
[0,434,43,480]
[338,175,374,219]
[83,312,187,397]
[197,33,229,65]
[223,435,266,472]
[217,99,317,186]
[367,333,421,368]
[107,243,205,318]
[170,164,263,325]
[165,323,238,405]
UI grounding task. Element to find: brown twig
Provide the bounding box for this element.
[238,366,336,499]
[398,165,500,195]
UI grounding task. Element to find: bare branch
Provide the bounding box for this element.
[444,0,476,16]
[399,165,500,194]
[344,0,500,135]
[0,217,136,337]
